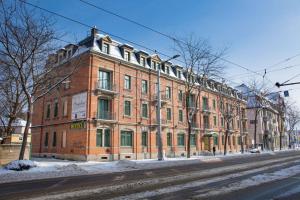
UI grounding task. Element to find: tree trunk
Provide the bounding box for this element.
[224,122,230,155]
[187,121,191,158]
[19,102,32,160]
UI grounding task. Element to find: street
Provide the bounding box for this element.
[1,150,300,200]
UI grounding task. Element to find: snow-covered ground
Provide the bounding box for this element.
[0,150,294,184]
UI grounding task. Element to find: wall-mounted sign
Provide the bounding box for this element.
[70,121,86,129]
[71,92,87,120]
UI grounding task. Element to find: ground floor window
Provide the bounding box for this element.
[142,132,147,146]
[238,136,241,145]
[222,135,224,145]
[190,134,196,146]
[214,136,218,145]
[52,132,57,147]
[44,132,48,147]
[96,129,111,147]
[177,133,185,146]
[121,130,133,146]
[167,132,172,146]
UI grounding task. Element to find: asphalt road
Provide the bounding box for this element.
[1,151,300,200]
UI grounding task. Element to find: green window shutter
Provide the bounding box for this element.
[222,135,225,145]
[191,134,196,146]
[44,132,48,146]
[142,132,147,146]
[177,134,185,146]
[167,133,172,146]
[121,131,132,146]
[52,132,57,147]
[167,108,171,120]
[96,129,103,147]
[46,104,51,118]
[214,136,218,145]
[104,129,110,147]
[142,104,148,118]
[179,110,183,122]
[124,101,131,116]
[54,101,58,117]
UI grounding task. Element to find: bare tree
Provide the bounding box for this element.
[217,82,242,155]
[174,35,225,158]
[0,66,26,141]
[0,1,81,160]
[286,102,300,148]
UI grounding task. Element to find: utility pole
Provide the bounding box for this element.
[156,54,180,161]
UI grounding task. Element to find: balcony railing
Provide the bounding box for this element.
[95,111,117,123]
[202,105,211,113]
[152,119,168,127]
[96,81,118,95]
[203,123,211,130]
[152,93,170,103]
[191,122,200,129]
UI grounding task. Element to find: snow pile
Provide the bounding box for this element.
[5,160,37,171]
[55,164,87,173]
[116,160,138,169]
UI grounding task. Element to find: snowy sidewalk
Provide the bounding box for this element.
[0,150,294,184]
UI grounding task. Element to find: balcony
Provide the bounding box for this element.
[95,81,118,96]
[152,119,168,128]
[152,94,170,104]
[187,103,200,111]
[201,106,211,114]
[203,123,212,131]
[191,122,200,130]
[94,111,117,124]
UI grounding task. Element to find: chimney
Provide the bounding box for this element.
[91,26,98,37]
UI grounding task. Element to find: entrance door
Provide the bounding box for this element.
[204,136,210,150]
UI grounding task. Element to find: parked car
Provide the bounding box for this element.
[249,148,260,153]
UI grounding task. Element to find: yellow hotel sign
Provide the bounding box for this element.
[70,121,86,129]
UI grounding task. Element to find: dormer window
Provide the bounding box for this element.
[102,43,109,54]
[140,57,146,67]
[67,49,72,58]
[177,71,181,79]
[157,63,161,70]
[58,53,64,63]
[151,61,156,70]
[166,66,170,74]
[124,51,130,61]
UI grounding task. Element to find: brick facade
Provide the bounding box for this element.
[31,28,248,161]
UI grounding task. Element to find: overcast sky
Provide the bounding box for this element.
[31,0,300,108]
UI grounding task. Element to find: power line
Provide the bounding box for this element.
[79,0,264,78]
[20,0,250,88]
[227,63,300,80]
[19,0,184,65]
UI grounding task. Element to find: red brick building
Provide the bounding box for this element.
[31,28,248,161]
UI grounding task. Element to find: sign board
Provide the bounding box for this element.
[71,92,87,120]
[70,121,86,129]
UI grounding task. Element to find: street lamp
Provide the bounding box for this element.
[157,54,180,161]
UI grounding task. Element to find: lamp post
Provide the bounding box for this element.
[157,54,180,161]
